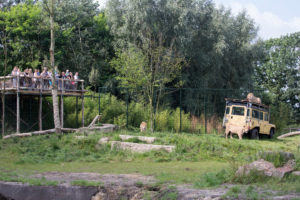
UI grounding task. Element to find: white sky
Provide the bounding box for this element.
[96,0,300,40]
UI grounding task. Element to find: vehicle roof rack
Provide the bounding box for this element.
[225,98,269,109]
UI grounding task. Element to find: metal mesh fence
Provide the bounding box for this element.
[0,87,264,135]
[98,87,264,133]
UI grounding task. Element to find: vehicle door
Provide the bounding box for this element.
[229,106,246,126]
[251,109,260,130]
[223,106,231,127]
[263,112,270,134]
[259,111,266,134]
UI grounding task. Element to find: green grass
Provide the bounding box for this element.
[71,180,103,187]
[0,172,58,186]
[222,186,241,199]
[193,169,231,188]
[0,130,299,191]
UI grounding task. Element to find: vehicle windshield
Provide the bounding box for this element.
[231,107,245,116]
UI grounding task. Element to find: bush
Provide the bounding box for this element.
[194,169,230,188]
[171,108,191,133]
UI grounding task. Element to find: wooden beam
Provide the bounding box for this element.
[16,75,20,133]
[60,95,64,128]
[1,93,5,137]
[2,75,5,137]
[277,131,300,139]
[39,94,42,131]
[81,95,84,127]
[88,115,101,128]
[76,96,78,128]
[5,103,30,127]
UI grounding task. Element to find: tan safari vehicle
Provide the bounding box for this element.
[223,94,276,139]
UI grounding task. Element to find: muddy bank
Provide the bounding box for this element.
[0,182,98,200]
[0,172,299,200]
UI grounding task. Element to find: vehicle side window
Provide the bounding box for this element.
[247,109,250,116]
[259,112,264,120]
[232,107,245,116]
[264,113,269,121]
[226,107,230,114]
[252,110,259,119]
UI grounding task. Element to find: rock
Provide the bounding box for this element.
[91,192,106,200]
[292,171,300,176]
[236,159,296,178]
[119,135,156,144]
[98,137,110,145]
[111,141,175,153]
[272,159,296,178]
[236,159,276,177]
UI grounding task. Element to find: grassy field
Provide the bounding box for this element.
[0,130,299,192]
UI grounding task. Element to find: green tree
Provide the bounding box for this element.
[111,42,184,131]
[0,1,47,73]
[54,0,113,84]
[43,0,61,133]
[88,67,100,91]
[106,0,259,116]
[255,32,300,123]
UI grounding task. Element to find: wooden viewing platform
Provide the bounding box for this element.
[0,75,86,96]
[0,75,87,135]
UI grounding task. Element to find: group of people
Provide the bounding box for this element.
[11,66,80,90]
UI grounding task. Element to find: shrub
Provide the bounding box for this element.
[194,169,230,188]
[155,110,171,132]
[172,108,191,132]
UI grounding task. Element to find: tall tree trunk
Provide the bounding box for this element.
[49,0,61,133]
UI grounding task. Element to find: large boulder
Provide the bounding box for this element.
[236,159,296,178]
[236,159,276,177]
[272,159,296,178]
[119,135,156,144]
[292,171,300,176]
[111,141,175,153]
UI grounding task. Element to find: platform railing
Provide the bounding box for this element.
[0,75,84,92]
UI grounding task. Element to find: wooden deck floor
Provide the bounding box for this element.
[0,87,86,96]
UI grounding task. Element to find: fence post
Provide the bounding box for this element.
[98,87,101,115]
[126,88,129,129]
[16,74,20,133]
[204,95,207,134]
[2,77,5,137]
[76,96,78,128]
[180,88,182,133]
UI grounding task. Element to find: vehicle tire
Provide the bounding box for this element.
[251,128,259,139]
[269,128,275,139]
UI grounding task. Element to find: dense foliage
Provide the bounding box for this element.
[255,32,300,123]
[0,0,299,130]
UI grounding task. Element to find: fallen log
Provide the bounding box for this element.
[3,124,116,139]
[3,129,56,139]
[277,131,300,139]
[88,115,102,128]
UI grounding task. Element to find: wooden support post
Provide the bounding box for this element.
[81,95,84,127]
[60,95,64,128]
[2,77,5,137]
[76,96,78,128]
[39,94,42,131]
[16,75,20,133]
[81,81,84,127]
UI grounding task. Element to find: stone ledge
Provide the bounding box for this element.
[119,135,156,144]
[111,141,175,153]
